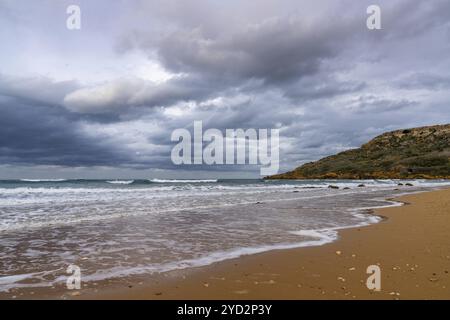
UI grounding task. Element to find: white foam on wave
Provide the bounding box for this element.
[52,198,394,284]
[0,188,368,232]
[291,229,338,245]
[19,179,67,182]
[0,270,63,292]
[287,194,410,248]
[150,179,218,183]
[50,238,359,286]
[0,238,342,291]
[3,196,397,289]
[268,179,450,189]
[289,217,382,247]
[289,223,374,247]
[0,186,408,232]
[0,272,52,292]
[0,273,34,285]
[106,180,134,185]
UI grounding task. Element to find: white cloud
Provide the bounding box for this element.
[63,79,142,113]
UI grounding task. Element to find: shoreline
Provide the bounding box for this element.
[83,187,450,300]
[2,187,449,299]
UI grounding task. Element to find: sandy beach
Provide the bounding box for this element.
[2,187,449,300]
[81,187,450,300]
[2,0,449,304]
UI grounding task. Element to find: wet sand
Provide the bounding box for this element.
[3,188,450,300]
[78,187,449,300]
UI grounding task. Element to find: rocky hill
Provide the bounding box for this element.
[267,124,450,179]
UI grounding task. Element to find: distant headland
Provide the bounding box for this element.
[267,124,450,180]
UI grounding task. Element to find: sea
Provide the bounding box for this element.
[0,178,449,292]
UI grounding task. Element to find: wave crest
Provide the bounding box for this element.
[106,180,134,185]
[149,179,218,183]
[20,179,68,182]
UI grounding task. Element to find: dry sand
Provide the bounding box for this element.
[89,187,450,300]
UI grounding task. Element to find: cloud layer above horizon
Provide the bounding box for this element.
[1,0,450,178]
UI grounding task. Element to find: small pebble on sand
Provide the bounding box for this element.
[233,290,249,295]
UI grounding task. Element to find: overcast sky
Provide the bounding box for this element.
[1,0,449,179]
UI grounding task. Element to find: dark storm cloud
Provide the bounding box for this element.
[1,0,450,177]
[63,74,226,114]
[154,16,351,84]
[283,76,367,102]
[346,95,417,114]
[70,2,367,119]
[0,96,130,166]
[104,0,450,117]
[0,74,78,107]
[0,74,142,167]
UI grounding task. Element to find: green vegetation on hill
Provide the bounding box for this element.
[267,124,450,179]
